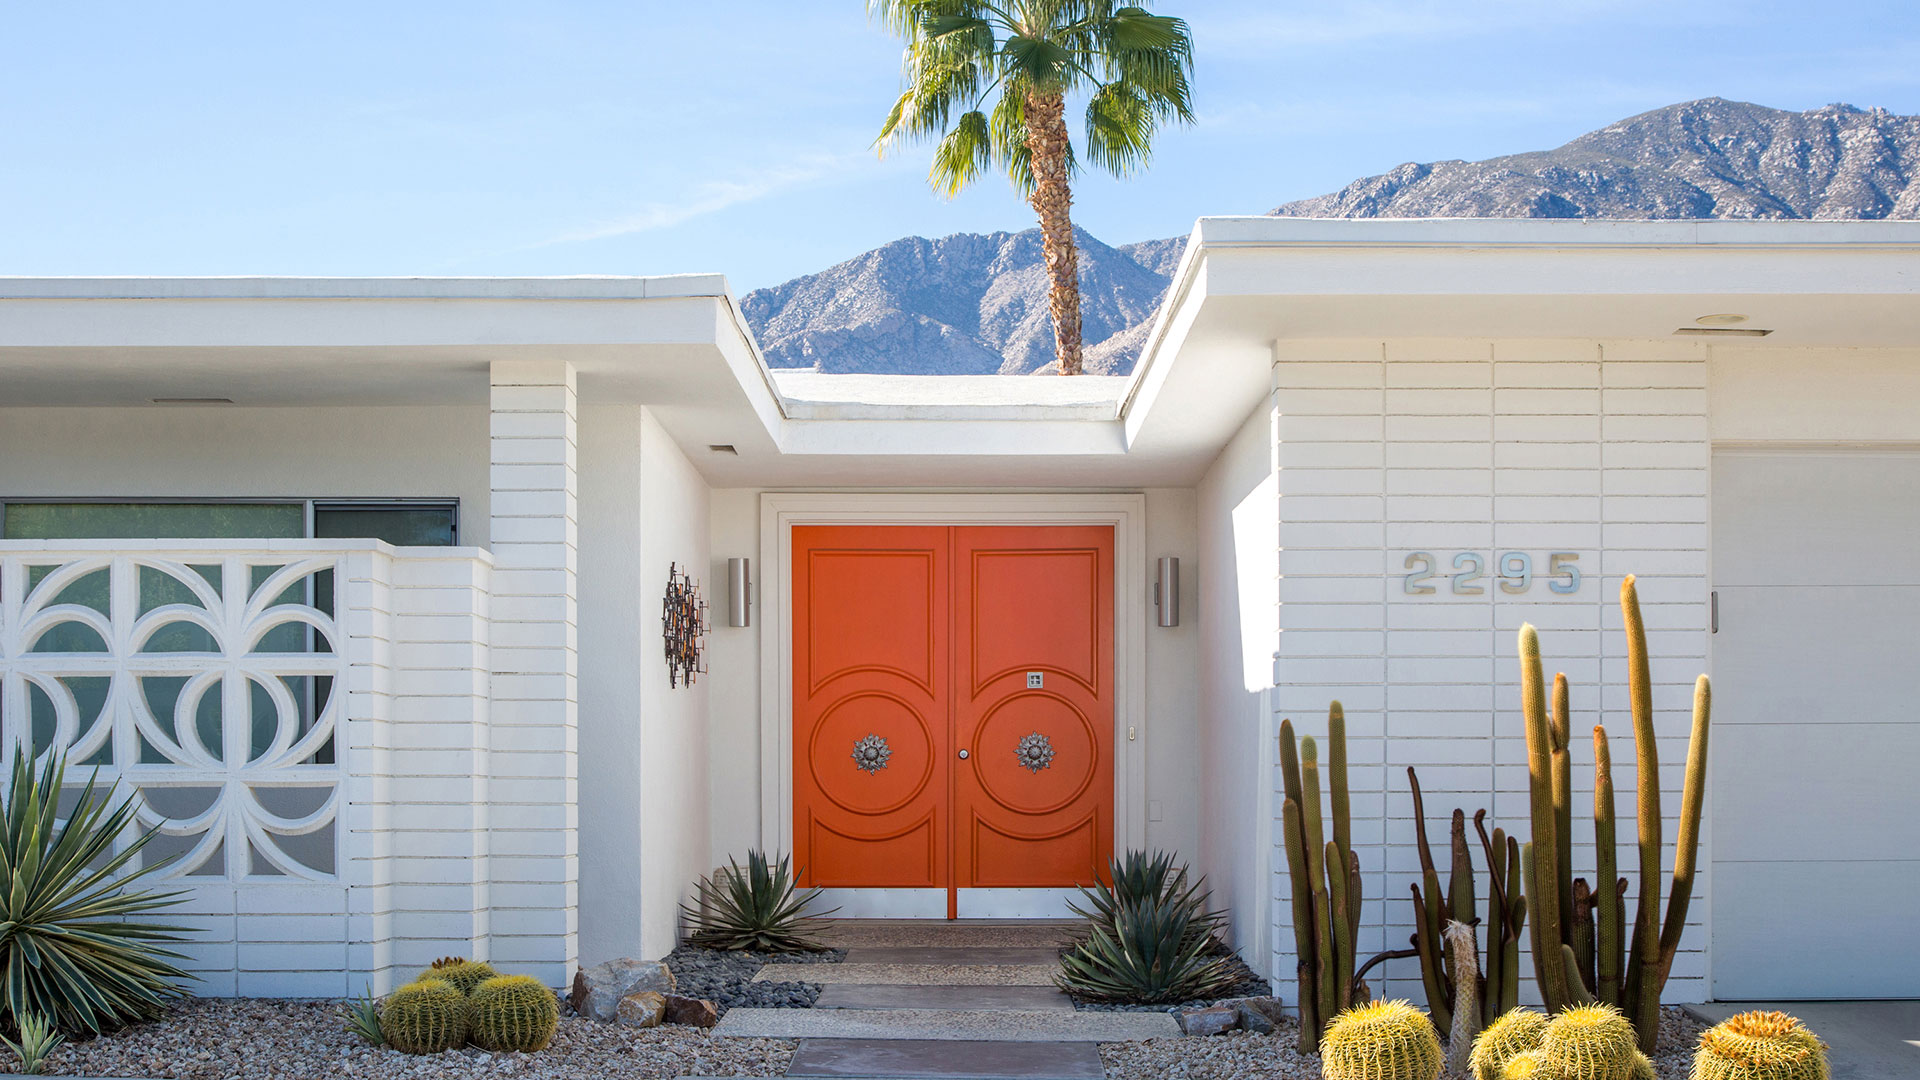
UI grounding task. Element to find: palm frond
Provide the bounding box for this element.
[1084,82,1153,175]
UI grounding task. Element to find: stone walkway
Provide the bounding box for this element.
[708,920,1176,1078]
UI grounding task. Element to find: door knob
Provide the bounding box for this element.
[958,749,970,760]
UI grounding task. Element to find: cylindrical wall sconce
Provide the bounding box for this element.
[1155,556,1180,628]
[728,557,753,627]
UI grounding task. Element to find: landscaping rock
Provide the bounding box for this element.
[571,958,676,1021]
[1179,1003,1242,1036]
[664,993,721,1028]
[616,990,666,1028]
[1231,996,1286,1035]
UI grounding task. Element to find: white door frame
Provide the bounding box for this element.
[757,492,1150,911]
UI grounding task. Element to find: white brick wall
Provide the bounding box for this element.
[1271,340,1712,1006]
[343,549,495,995]
[486,361,580,984]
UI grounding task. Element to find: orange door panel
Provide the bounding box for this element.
[791,526,950,889]
[952,526,1115,893]
[791,524,1114,912]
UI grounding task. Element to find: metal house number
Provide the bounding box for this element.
[1402,551,1582,595]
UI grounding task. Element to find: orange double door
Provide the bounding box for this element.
[792,525,1115,918]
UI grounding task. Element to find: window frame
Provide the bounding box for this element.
[0,497,461,545]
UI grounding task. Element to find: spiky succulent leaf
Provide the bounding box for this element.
[678,850,837,953]
[0,753,194,1036]
[1056,850,1237,1004]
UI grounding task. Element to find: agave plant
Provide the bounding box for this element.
[0,753,195,1035]
[2,1013,64,1075]
[1056,850,1240,1004]
[341,984,383,1046]
[679,850,835,953]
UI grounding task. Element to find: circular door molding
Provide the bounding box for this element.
[806,690,936,816]
[967,690,1097,815]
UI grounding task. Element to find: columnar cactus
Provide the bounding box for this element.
[1470,1008,1550,1080]
[1692,1011,1830,1080]
[1279,702,1365,1052]
[381,978,469,1055]
[419,957,500,997]
[1407,768,1526,1031]
[1319,999,1443,1080]
[1518,575,1712,1051]
[467,974,560,1053]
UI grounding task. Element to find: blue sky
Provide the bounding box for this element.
[3,1,1917,292]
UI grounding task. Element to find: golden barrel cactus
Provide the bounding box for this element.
[417,957,500,996]
[1320,999,1443,1080]
[1692,1011,1830,1080]
[1502,1050,1545,1080]
[467,974,559,1053]
[1539,1003,1640,1080]
[1471,1008,1551,1080]
[381,978,469,1055]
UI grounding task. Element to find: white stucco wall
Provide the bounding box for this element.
[577,404,647,965]
[0,405,490,538]
[702,488,1206,877]
[1269,338,1712,1006]
[1197,394,1279,977]
[1708,346,1920,442]
[635,409,711,959]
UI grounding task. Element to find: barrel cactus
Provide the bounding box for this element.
[1320,999,1443,1080]
[1539,1003,1640,1080]
[418,957,500,996]
[468,974,559,1053]
[381,978,469,1055]
[1503,1050,1545,1080]
[1630,1049,1657,1080]
[1471,1009,1552,1080]
[1692,1011,1830,1080]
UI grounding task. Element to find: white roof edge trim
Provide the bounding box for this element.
[0,274,736,301]
[1188,215,1920,249]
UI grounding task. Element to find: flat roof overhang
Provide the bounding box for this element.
[5,219,1919,488]
[1121,218,1920,467]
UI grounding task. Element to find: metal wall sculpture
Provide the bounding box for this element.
[662,562,708,688]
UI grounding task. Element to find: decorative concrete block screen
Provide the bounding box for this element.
[0,540,493,997]
[1270,340,1711,1006]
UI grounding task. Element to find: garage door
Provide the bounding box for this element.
[1710,450,1920,999]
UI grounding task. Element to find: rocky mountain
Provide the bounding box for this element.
[744,99,1920,376]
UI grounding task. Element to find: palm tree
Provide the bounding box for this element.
[871,1,1195,375]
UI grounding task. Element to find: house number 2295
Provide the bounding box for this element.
[1402,552,1582,596]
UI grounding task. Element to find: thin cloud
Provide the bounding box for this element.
[543,151,875,246]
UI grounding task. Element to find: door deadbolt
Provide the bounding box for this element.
[958,749,970,760]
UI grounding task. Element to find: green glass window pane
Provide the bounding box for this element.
[3,503,303,540]
[312,506,456,547]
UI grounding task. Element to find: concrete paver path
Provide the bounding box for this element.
[712,919,1170,1078]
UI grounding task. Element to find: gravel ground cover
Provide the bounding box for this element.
[1068,950,1271,1013]
[1098,1006,1709,1080]
[9,998,795,1080]
[663,945,845,1014]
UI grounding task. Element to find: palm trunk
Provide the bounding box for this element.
[1023,89,1083,375]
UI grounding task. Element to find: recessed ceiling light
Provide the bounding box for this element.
[708,444,738,455]
[150,397,235,405]
[1695,313,1749,326]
